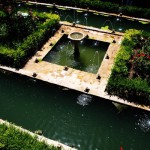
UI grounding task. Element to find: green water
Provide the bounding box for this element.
[22,3,150,33]
[1,3,150,150]
[44,35,109,74]
[0,71,150,150]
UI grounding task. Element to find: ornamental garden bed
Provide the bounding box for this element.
[0,9,60,68]
[106,29,150,106]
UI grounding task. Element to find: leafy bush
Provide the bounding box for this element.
[0,11,60,68]
[0,122,59,150]
[0,10,7,18]
[106,29,150,105]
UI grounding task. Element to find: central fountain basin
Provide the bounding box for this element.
[68,32,86,41]
[43,34,109,74]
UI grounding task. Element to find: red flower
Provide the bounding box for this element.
[140,53,146,57]
[136,54,140,57]
[132,55,135,59]
[147,56,150,60]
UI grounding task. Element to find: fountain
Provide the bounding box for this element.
[83,17,88,26]
[77,93,92,106]
[68,32,86,58]
[65,15,74,22]
[102,20,115,33]
[136,114,150,132]
[44,34,109,74]
[85,50,100,73]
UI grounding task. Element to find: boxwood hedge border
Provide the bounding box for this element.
[0,11,60,68]
[106,29,150,106]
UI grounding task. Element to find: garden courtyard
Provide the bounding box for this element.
[0,0,150,150]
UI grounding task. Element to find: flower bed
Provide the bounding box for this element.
[106,29,150,105]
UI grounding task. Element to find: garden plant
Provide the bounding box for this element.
[106,29,150,106]
[0,6,60,68]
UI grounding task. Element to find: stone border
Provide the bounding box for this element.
[34,22,123,61]
[0,119,77,150]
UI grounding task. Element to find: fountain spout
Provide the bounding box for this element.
[68,32,86,58]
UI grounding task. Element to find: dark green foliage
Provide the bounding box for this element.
[0,10,7,18]
[0,11,60,68]
[1,15,39,47]
[0,123,59,150]
[32,0,150,19]
[107,77,150,105]
[106,29,150,105]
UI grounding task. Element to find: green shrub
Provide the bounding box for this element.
[0,122,59,150]
[0,11,60,68]
[0,10,7,18]
[106,29,150,105]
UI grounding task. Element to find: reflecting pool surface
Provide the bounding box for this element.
[0,72,150,150]
[21,3,150,33]
[43,35,109,74]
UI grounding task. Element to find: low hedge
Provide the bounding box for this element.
[30,0,150,19]
[0,11,60,68]
[106,29,150,106]
[0,122,58,150]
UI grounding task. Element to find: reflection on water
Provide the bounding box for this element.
[77,94,92,106]
[44,35,108,74]
[136,114,150,132]
[24,3,150,33]
[0,69,150,150]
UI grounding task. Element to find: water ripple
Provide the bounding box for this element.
[136,114,150,132]
[77,94,92,106]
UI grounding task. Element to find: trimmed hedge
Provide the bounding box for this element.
[30,0,150,19]
[106,29,150,106]
[0,122,58,150]
[0,11,60,68]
